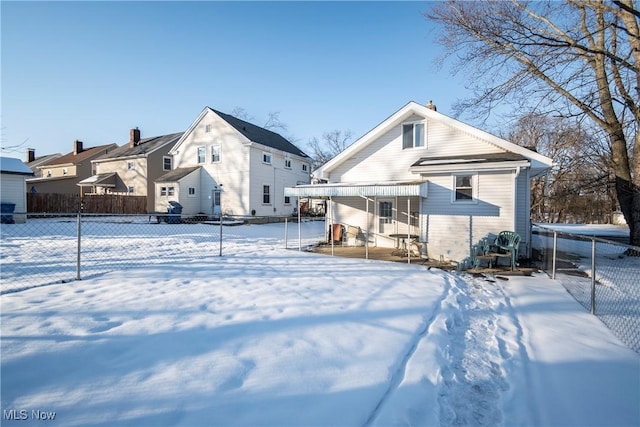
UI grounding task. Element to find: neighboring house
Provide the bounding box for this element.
[0,156,34,223]
[285,101,553,263]
[80,129,183,212]
[24,148,62,179]
[158,107,310,217]
[27,140,118,194]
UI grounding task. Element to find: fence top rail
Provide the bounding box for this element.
[534,224,640,252]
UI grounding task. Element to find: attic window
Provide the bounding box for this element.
[402,122,425,149]
[262,152,272,165]
[205,124,212,133]
[127,161,135,170]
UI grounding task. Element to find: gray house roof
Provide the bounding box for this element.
[95,132,184,160]
[212,109,308,158]
[0,157,35,175]
[156,166,200,183]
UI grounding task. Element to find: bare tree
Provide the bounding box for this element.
[308,130,353,169]
[510,113,616,223]
[427,0,640,246]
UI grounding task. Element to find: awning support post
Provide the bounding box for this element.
[407,198,411,264]
[298,198,302,251]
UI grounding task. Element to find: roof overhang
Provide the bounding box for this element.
[285,181,428,198]
[77,173,117,187]
[410,160,532,175]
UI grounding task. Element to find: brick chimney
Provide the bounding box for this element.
[73,140,83,155]
[426,100,437,111]
[130,127,141,148]
[26,148,36,163]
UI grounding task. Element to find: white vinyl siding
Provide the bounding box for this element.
[0,174,28,223]
[330,115,508,183]
[422,171,514,261]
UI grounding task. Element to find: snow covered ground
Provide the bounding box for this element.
[1,220,639,426]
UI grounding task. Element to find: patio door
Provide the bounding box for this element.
[211,189,221,217]
[378,199,394,234]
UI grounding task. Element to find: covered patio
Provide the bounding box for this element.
[285,181,429,264]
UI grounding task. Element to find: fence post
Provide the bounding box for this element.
[219,216,223,257]
[284,217,288,249]
[591,237,597,315]
[552,230,557,280]
[76,212,82,280]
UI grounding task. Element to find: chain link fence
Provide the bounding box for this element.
[532,224,640,353]
[1,213,327,295]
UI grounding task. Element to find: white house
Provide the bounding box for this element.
[0,156,35,223]
[156,107,310,217]
[285,101,553,264]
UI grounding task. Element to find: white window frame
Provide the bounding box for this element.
[402,122,426,149]
[211,144,221,163]
[188,187,196,197]
[62,168,68,175]
[168,186,175,197]
[302,163,308,172]
[284,156,292,169]
[197,146,206,164]
[205,124,212,133]
[163,156,172,171]
[284,195,291,205]
[160,187,167,196]
[451,173,478,203]
[127,161,135,170]
[128,186,134,194]
[262,152,272,165]
[262,184,271,204]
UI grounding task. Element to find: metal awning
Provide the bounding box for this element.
[77,173,117,187]
[284,181,428,198]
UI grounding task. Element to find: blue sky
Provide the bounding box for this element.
[1,1,471,158]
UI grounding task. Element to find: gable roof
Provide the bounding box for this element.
[171,107,308,158]
[94,132,184,161]
[0,157,34,175]
[156,166,200,183]
[211,109,308,158]
[26,153,63,170]
[315,101,553,178]
[38,143,118,167]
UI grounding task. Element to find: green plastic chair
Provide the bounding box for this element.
[494,231,521,271]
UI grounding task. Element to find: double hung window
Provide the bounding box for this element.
[402,123,425,149]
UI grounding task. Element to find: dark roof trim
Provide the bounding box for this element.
[211,109,309,158]
[411,152,529,168]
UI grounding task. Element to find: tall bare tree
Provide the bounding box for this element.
[509,113,616,222]
[308,129,353,169]
[427,0,640,246]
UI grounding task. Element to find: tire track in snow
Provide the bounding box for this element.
[437,274,511,427]
[363,272,452,427]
